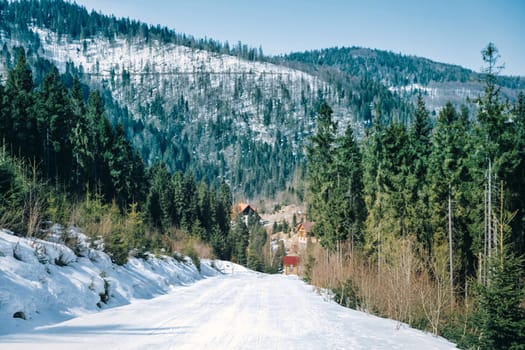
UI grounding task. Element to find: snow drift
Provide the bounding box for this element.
[0,228,222,335]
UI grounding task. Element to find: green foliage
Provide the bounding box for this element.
[105,229,129,265]
[303,44,525,347]
[247,224,267,272]
[0,52,234,262]
[333,278,361,310]
[0,150,26,231]
[272,220,290,234]
[302,241,316,284]
[306,102,365,251]
[474,250,525,350]
[229,215,249,265]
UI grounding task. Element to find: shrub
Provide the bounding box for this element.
[105,230,129,265]
[0,153,26,233]
[333,278,360,309]
[182,244,200,272]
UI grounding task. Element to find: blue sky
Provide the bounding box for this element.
[73,0,525,76]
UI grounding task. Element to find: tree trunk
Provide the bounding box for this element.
[448,186,454,309]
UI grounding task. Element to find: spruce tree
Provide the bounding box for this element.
[4,48,36,158]
[475,244,525,349]
[332,124,366,252]
[509,93,525,254]
[229,214,249,265]
[407,95,432,249]
[306,101,337,249]
[34,67,73,182]
[70,76,93,190]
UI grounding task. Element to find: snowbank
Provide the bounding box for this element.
[0,229,224,335]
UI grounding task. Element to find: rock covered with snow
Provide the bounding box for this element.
[0,229,222,335]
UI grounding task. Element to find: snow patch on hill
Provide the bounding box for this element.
[0,229,226,335]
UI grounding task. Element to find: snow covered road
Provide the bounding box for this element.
[0,270,456,350]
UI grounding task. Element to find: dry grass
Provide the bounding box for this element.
[300,236,454,335]
[166,231,213,259]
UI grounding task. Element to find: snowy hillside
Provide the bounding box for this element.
[30,26,335,144]
[0,230,457,349]
[0,229,226,335]
[1,25,354,196]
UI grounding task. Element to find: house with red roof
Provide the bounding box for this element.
[283,255,300,275]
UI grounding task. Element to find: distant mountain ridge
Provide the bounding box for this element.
[0,0,522,198]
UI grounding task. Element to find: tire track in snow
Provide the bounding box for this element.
[0,271,457,350]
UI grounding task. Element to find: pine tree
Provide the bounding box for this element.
[214,180,232,238]
[4,48,37,158]
[474,43,524,270]
[85,90,112,196]
[70,76,93,190]
[306,101,337,249]
[0,84,6,145]
[229,214,249,265]
[109,124,135,209]
[475,237,525,349]
[508,92,525,254]
[34,66,73,182]
[145,163,173,231]
[197,180,212,236]
[428,102,475,298]
[362,103,387,269]
[331,124,366,252]
[407,95,432,248]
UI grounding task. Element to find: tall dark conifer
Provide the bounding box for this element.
[4,48,36,158]
[407,95,432,250]
[306,102,337,249]
[332,124,366,251]
[34,67,73,182]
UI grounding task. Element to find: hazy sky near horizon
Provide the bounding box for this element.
[73,0,525,76]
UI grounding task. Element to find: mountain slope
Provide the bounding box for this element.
[1,0,522,199]
[0,0,412,198]
[280,46,524,110]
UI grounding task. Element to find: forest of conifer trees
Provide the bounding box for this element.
[0,48,260,269]
[304,43,525,348]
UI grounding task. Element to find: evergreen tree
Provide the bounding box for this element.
[145,163,173,231]
[214,180,232,238]
[331,123,366,251]
[428,102,475,288]
[109,124,134,208]
[229,214,249,265]
[247,222,267,272]
[0,83,6,144]
[4,48,37,158]
[85,90,113,196]
[474,43,524,264]
[475,243,525,349]
[407,95,432,249]
[306,101,337,249]
[508,92,525,254]
[197,180,212,237]
[70,76,93,190]
[34,66,73,182]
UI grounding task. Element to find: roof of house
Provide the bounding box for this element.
[283,255,300,266]
[297,221,315,233]
[232,202,258,216]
